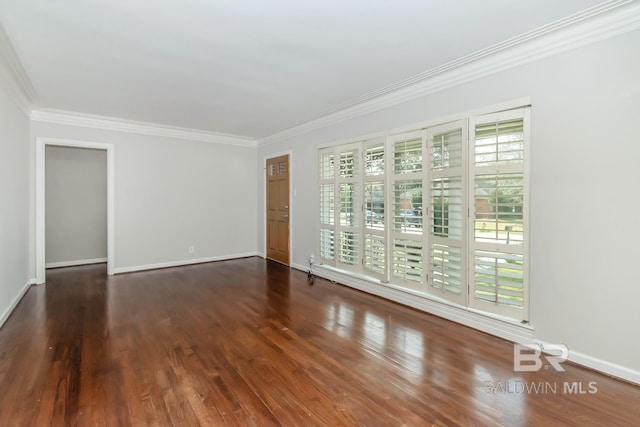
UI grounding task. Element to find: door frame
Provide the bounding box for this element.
[35,137,115,283]
[263,150,293,265]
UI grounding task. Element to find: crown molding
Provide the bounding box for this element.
[31,109,258,147]
[259,0,640,146]
[0,21,37,115]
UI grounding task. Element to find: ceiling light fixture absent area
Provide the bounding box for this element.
[2,0,638,141]
[258,0,640,146]
[327,0,637,114]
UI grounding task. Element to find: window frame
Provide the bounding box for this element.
[318,147,336,266]
[363,138,387,280]
[426,120,468,306]
[468,108,530,320]
[387,129,427,291]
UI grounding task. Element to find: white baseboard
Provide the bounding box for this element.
[311,264,640,385]
[0,280,33,329]
[569,350,640,385]
[291,262,308,272]
[113,252,259,274]
[46,257,107,269]
[532,339,640,385]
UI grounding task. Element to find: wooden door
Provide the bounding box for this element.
[266,155,290,265]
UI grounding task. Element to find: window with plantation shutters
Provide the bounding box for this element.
[337,146,361,270]
[319,149,335,264]
[390,131,425,290]
[316,145,365,272]
[318,104,529,322]
[363,141,386,278]
[427,121,467,305]
[469,109,529,320]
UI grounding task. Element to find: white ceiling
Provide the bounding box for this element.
[0,0,607,139]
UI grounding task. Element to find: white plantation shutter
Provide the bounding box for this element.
[319,184,334,225]
[427,121,467,305]
[363,140,386,279]
[394,136,423,173]
[469,109,529,320]
[392,239,423,284]
[336,144,362,272]
[319,228,334,261]
[474,174,524,245]
[317,104,529,323]
[389,131,426,290]
[364,234,385,275]
[474,250,524,306]
[319,149,335,264]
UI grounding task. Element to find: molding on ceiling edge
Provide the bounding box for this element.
[30,109,258,147]
[258,0,640,147]
[0,21,37,115]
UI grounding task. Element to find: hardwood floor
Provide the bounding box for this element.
[0,258,638,426]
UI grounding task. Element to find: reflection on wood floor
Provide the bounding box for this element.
[0,257,637,426]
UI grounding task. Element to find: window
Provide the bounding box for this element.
[319,143,367,273]
[427,121,466,305]
[363,142,386,279]
[319,150,335,263]
[390,131,425,290]
[318,107,529,321]
[337,145,361,271]
[469,109,529,319]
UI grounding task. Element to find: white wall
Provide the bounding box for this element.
[0,81,30,324]
[45,145,107,266]
[31,121,258,273]
[257,30,640,377]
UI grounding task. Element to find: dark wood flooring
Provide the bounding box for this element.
[0,258,638,426]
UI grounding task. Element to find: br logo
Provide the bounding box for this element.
[513,343,569,372]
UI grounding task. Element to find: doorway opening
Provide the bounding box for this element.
[36,138,115,284]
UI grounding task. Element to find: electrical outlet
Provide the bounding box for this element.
[188,246,195,254]
[309,254,315,264]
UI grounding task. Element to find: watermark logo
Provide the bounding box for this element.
[485,380,598,395]
[482,343,598,395]
[513,343,568,372]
